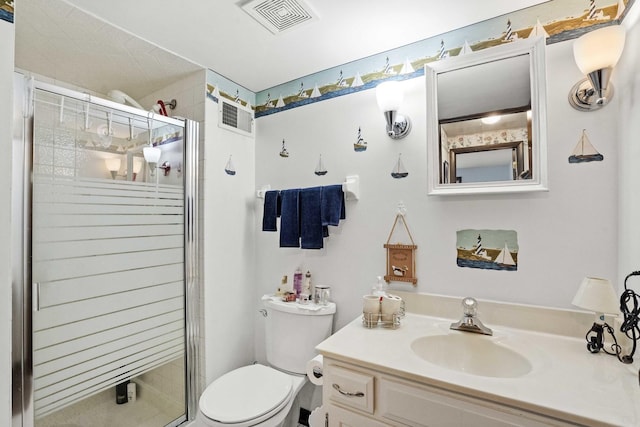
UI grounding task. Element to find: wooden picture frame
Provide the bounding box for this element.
[384,243,417,285]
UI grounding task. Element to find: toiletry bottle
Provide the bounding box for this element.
[303,270,312,295]
[276,276,287,297]
[372,276,388,296]
[116,380,129,404]
[293,268,303,296]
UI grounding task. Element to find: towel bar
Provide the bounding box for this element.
[256,175,360,200]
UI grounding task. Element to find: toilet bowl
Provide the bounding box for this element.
[197,297,336,427]
[197,364,306,427]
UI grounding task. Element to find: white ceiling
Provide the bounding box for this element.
[15,0,549,98]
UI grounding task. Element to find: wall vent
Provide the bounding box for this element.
[219,99,254,137]
[241,0,318,35]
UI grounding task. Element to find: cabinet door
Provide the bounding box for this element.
[327,404,390,427]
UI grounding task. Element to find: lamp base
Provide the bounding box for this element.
[385,114,412,140]
[568,78,615,112]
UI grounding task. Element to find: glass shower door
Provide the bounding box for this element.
[30,87,188,427]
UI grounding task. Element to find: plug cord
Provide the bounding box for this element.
[618,271,640,364]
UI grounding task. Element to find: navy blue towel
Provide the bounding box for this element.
[262,190,280,232]
[300,187,324,249]
[321,185,346,227]
[279,189,301,247]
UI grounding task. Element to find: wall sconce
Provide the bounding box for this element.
[572,277,620,354]
[105,158,121,179]
[143,145,162,177]
[569,25,626,111]
[376,81,411,139]
[159,161,171,176]
[132,157,143,181]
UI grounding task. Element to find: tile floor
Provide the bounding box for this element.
[36,382,183,427]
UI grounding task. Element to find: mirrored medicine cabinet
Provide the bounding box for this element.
[425,36,548,195]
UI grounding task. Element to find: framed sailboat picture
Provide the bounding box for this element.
[456,229,518,271]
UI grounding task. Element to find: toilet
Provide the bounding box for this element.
[197,297,336,427]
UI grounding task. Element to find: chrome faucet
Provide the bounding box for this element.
[450,297,493,336]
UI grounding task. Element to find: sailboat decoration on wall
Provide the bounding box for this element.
[314,154,327,176]
[569,129,603,163]
[354,127,367,152]
[224,155,236,175]
[391,153,409,178]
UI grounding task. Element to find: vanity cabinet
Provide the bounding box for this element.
[323,358,577,427]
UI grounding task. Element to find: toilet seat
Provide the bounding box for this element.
[199,364,294,426]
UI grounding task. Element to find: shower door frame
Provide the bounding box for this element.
[11,75,202,427]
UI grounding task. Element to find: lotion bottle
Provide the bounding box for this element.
[293,268,303,296]
[372,276,388,296]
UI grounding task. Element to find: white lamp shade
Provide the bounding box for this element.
[143,146,162,164]
[571,277,619,315]
[376,81,404,112]
[104,157,121,172]
[133,157,143,173]
[573,25,626,74]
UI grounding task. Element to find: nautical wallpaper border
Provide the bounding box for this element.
[205,0,632,116]
[1,0,14,24]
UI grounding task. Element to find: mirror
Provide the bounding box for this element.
[426,37,548,195]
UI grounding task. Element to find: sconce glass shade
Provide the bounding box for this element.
[143,146,162,164]
[376,81,404,112]
[104,157,121,172]
[572,277,619,316]
[573,25,626,75]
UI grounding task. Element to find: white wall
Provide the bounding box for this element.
[1,17,14,427]
[254,39,620,330]
[618,11,640,287]
[202,97,257,384]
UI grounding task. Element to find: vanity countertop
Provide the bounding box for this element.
[316,312,640,427]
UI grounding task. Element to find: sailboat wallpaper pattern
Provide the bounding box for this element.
[202,1,632,116]
[1,0,14,23]
[457,229,519,271]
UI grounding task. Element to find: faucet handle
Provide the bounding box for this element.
[461,297,478,317]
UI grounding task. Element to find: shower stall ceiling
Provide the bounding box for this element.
[30,87,187,425]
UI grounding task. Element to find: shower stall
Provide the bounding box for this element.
[11,75,201,427]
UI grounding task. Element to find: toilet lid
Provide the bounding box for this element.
[200,364,293,424]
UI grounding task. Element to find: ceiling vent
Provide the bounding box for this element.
[241,0,318,35]
[219,99,255,137]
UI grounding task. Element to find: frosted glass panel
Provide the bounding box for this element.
[32,89,187,426]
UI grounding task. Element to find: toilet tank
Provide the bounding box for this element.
[263,298,336,375]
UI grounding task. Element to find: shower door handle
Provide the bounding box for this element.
[33,282,40,312]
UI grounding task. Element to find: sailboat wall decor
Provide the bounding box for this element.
[391,153,409,179]
[314,154,327,176]
[224,155,236,176]
[569,129,603,163]
[456,229,518,271]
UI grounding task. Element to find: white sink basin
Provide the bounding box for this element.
[410,333,532,378]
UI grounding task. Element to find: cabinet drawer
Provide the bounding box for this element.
[379,376,563,427]
[327,364,375,414]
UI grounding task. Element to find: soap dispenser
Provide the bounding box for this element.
[372,276,388,296]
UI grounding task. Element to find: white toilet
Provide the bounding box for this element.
[197,297,336,427]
